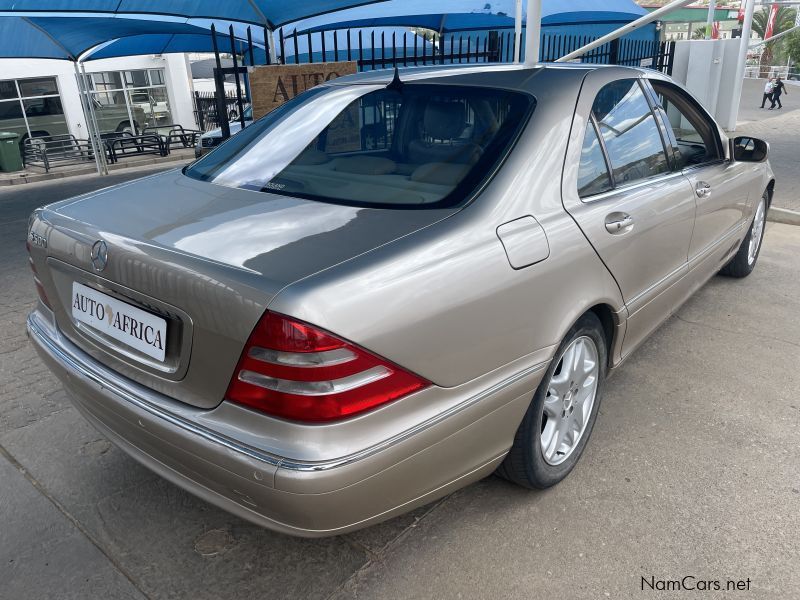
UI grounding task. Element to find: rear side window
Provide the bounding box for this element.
[186,84,533,209]
[592,79,669,187]
[578,121,613,197]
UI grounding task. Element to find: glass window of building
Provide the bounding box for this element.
[84,68,173,134]
[0,76,68,145]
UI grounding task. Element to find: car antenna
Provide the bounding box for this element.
[386,66,404,92]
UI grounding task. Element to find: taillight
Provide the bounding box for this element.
[225,312,429,422]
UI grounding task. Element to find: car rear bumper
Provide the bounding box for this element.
[27,308,547,537]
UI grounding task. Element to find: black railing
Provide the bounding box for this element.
[271,28,676,75]
[193,91,243,132]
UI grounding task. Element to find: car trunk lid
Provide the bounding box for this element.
[37,169,452,409]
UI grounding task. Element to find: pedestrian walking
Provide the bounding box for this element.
[761,78,775,108]
[770,76,788,109]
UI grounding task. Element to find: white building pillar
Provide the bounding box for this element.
[163,53,198,129]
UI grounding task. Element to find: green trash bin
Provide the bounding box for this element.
[0,132,23,172]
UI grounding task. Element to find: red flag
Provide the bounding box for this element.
[738,4,745,22]
[712,21,720,39]
[765,3,779,39]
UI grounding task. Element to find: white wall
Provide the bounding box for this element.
[671,39,745,131]
[0,53,198,139]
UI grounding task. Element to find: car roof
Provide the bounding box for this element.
[327,62,661,89]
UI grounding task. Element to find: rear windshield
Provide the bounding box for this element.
[185,83,533,209]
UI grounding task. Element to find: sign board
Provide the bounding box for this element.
[249,62,359,119]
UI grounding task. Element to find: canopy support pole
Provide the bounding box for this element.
[750,23,800,47]
[523,0,542,64]
[210,24,231,139]
[81,62,108,175]
[73,61,104,176]
[555,0,697,63]
[725,0,756,131]
[513,0,522,63]
[230,25,247,131]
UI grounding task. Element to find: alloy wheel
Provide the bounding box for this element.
[748,197,766,266]
[540,336,600,466]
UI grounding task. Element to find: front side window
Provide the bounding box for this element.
[650,81,721,170]
[592,79,669,187]
[186,84,533,209]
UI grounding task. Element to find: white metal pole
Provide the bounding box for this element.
[80,62,108,175]
[726,0,757,131]
[706,0,717,35]
[269,28,278,63]
[514,0,523,63]
[73,61,103,176]
[750,23,800,47]
[524,0,542,65]
[556,0,697,62]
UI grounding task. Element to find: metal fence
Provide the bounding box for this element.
[195,27,675,133]
[271,28,676,75]
[193,91,243,132]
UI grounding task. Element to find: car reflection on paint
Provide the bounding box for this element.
[27,63,773,537]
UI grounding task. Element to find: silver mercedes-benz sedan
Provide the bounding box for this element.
[26,63,773,537]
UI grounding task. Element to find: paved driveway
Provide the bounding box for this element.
[737,78,800,212]
[1,165,799,599]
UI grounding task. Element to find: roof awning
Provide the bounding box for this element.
[0,0,391,28]
[292,0,647,34]
[0,15,250,61]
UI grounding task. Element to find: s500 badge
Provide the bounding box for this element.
[29,231,47,248]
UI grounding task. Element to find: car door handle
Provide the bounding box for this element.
[604,213,634,234]
[695,181,712,198]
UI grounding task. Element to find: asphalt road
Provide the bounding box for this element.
[1,165,799,599]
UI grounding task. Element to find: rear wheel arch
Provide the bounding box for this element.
[587,303,616,370]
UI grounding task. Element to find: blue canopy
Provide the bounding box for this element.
[0,0,390,27]
[0,15,247,60]
[297,1,648,35]
[301,13,516,34]
[87,33,261,62]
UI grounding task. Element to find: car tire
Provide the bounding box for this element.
[116,121,139,135]
[497,312,607,489]
[719,192,768,279]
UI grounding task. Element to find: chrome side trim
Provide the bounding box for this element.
[626,220,745,316]
[28,312,546,473]
[688,220,745,269]
[580,171,685,204]
[278,361,546,471]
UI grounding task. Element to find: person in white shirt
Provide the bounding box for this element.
[761,79,775,109]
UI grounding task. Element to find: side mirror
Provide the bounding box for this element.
[732,136,769,162]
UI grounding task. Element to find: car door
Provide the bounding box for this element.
[562,72,697,357]
[645,79,753,270]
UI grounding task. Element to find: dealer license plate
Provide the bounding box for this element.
[71,282,167,362]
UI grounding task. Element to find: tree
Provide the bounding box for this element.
[752,6,797,76]
[693,25,710,40]
[785,30,800,69]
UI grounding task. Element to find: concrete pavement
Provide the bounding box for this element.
[2,146,800,599]
[737,78,800,213]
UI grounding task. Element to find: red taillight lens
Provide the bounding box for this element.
[225,312,429,422]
